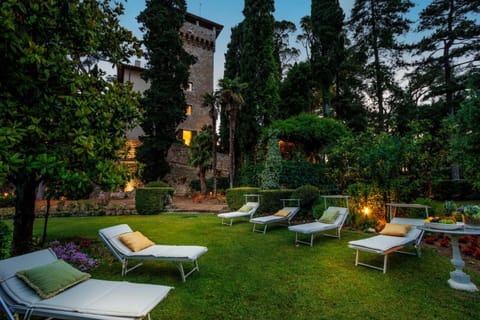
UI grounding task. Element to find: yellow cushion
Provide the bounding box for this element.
[118,231,155,252]
[379,223,411,237]
[274,209,291,217]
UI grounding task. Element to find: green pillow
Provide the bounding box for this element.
[16,260,90,299]
[318,209,339,224]
[238,205,253,213]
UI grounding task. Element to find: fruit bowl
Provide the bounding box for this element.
[424,222,463,230]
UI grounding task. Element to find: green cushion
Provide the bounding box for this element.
[16,259,90,299]
[238,205,253,213]
[318,209,339,224]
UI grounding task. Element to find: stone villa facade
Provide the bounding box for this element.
[118,12,228,195]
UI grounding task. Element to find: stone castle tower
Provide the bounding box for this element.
[118,13,227,195]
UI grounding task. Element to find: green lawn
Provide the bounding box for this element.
[22,214,480,319]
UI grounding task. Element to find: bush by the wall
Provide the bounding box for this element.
[225,187,261,210]
[258,189,295,214]
[145,181,170,188]
[0,221,11,259]
[135,187,174,215]
[190,177,230,194]
[291,185,320,219]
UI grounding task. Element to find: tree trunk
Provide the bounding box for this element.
[199,168,207,195]
[212,110,218,196]
[12,177,38,256]
[229,109,237,189]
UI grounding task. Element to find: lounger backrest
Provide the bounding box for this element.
[284,206,300,221]
[328,207,349,227]
[390,217,425,243]
[0,249,57,280]
[99,224,136,256]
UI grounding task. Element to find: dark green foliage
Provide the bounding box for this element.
[0,221,11,259]
[432,180,480,201]
[145,181,170,188]
[136,0,195,181]
[278,62,314,118]
[0,194,15,208]
[291,185,321,218]
[280,161,332,189]
[451,90,480,189]
[311,0,345,117]
[135,187,174,215]
[225,187,261,210]
[190,177,230,194]
[349,0,413,132]
[1,0,141,254]
[270,113,349,161]
[414,0,480,116]
[258,189,294,214]
[225,0,281,164]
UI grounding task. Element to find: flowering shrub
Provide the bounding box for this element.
[50,240,98,272]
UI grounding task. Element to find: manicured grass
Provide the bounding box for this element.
[24,214,480,319]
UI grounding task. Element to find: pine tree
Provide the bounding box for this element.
[137,0,195,181]
[413,0,480,116]
[349,0,413,131]
[310,0,345,117]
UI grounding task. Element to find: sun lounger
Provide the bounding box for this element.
[348,217,426,273]
[0,248,172,320]
[217,194,260,226]
[99,224,207,282]
[288,206,349,246]
[250,199,300,234]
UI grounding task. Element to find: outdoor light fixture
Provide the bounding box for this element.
[363,207,369,216]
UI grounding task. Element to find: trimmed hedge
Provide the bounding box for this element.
[225,187,261,210]
[145,181,170,188]
[135,187,174,215]
[258,189,295,214]
[291,185,321,219]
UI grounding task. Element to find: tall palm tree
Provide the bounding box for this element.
[188,127,212,195]
[202,91,219,196]
[218,77,247,188]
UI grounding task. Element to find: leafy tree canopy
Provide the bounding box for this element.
[0,0,140,254]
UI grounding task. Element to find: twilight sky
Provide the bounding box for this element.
[116,0,425,87]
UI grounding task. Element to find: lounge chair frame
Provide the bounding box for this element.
[348,203,429,273]
[250,199,301,234]
[290,206,349,247]
[218,194,260,226]
[99,224,207,282]
[0,249,172,320]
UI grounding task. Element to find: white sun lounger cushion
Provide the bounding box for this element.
[0,249,172,319]
[218,202,259,219]
[100,224,207,260]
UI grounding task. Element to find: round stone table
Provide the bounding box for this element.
[418,223,480,292]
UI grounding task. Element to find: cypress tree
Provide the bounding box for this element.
[137,0,195,181]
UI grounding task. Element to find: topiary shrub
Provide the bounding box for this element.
[225,187,261,210]
[291,185,320,219]
[135,187,174,215]
[0,221,12,259]
[145,181,170,188]
[258,189,295,214]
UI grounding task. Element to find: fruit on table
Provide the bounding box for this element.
[424,216,456,223]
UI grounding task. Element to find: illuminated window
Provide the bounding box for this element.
[186,104,192,116]
[186,82,193,91]
[182,130,193,146]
